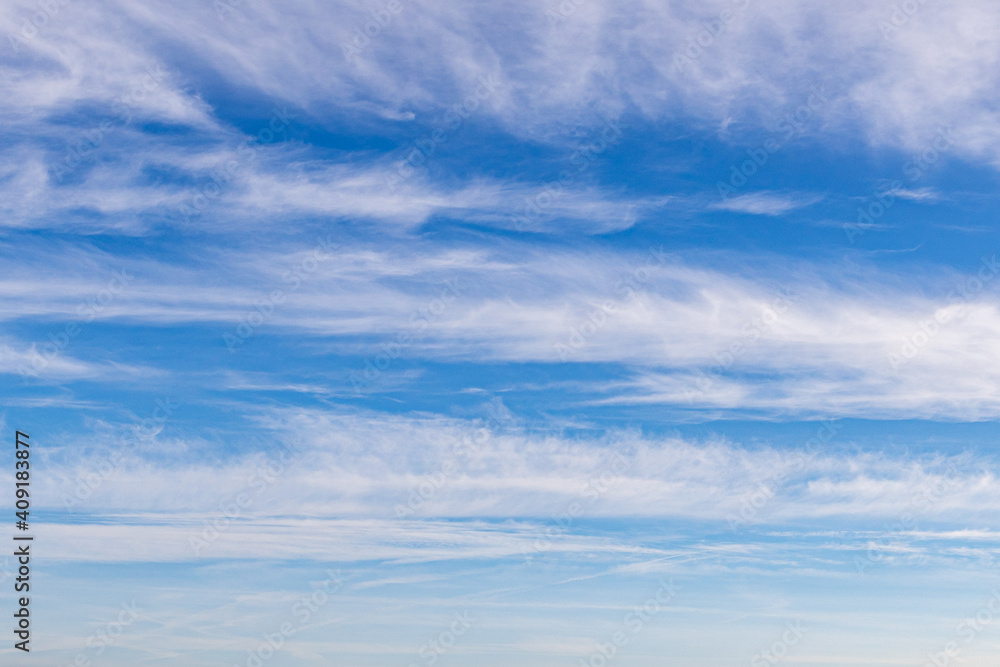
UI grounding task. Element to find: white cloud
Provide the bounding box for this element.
[708,192,820,216]
[896,187,941,202]
[3,240,1000,419]
[5,0,1000,202]
[34,406,996,530]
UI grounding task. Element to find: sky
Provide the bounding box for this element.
[2,0,1000,664]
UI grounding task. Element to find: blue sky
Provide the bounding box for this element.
[3,0,1000,664]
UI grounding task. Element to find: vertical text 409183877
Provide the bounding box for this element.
[13,430,32,652]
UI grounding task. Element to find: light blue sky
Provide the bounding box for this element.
[3,0,1000,664]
